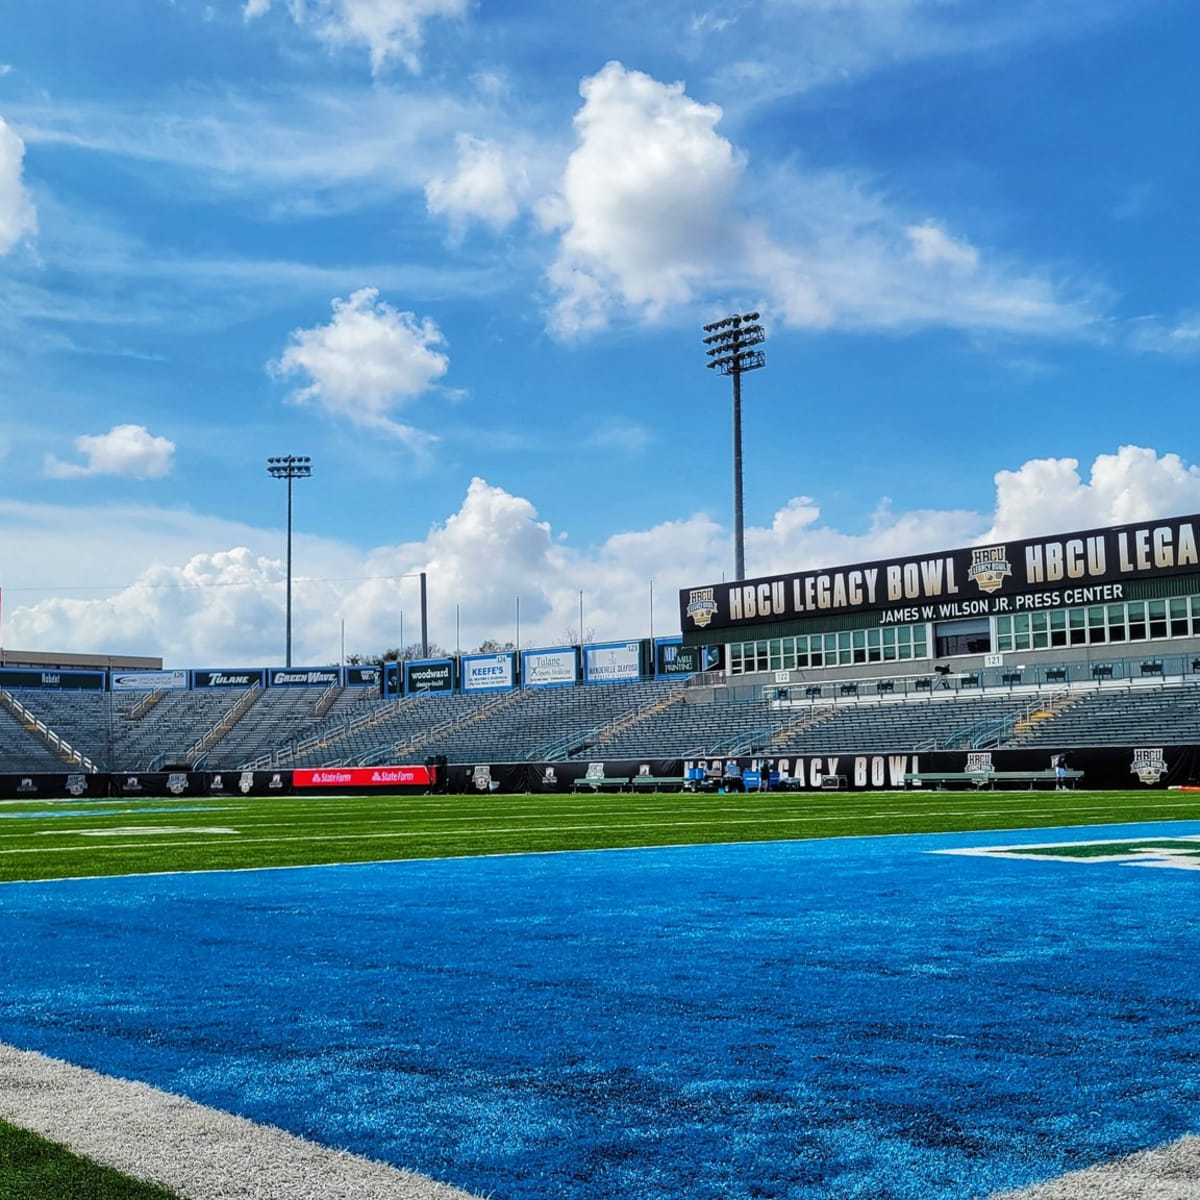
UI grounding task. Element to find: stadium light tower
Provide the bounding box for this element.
[703,311,765,581]
[266,455,312,667]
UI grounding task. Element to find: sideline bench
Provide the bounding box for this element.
[571,776,631,793]
[904,769,1084,791]
[629,775,687,792]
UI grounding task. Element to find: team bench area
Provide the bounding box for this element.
[629,775,688,792]
[904,769,1084,791]
[570,775,689,793]
[571,776,631,793]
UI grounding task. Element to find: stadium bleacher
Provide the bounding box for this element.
[2,653,1200,778]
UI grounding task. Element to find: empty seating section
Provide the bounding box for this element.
[0,703,67,771]
[595,693,780,757]
[1015,682,1200,747]
[203,687,348,767]
[771,695,1040,754]
[415,681,679,763]
[3,675,1199,772]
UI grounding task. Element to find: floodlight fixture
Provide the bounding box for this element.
[702,311,766,581]
[266,454,313,667]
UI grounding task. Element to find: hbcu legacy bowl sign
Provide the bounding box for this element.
[680,513,1200,632]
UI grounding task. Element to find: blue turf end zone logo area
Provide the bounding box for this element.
[938,836,1200,870]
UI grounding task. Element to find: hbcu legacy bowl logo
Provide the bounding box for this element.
[687,587,718,628]
[967,545,1013,594]
[1130,748,1168,785]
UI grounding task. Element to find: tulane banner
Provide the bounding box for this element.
[192,668,267,689]
[522,647,578,688]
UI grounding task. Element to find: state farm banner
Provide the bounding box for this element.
[268,666,342,687]
[681,511,1200,633]
[293,765,433,789]
[461,653,515,693]
[192,668,266,689]
[583,641,641,684]
[110,669,189,692]
[522,647,578,688]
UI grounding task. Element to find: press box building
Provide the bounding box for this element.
[677,512,1200,683]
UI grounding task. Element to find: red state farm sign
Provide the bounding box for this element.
[293,765,433,789]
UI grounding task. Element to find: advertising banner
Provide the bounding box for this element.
[293,765,433,789]
[0,772,103,799]
[0,668,106,691]
[461,653,515,693]
[405,659,454,694]
[522,647,578,688]
[383,662,403,697]
[656,641,703,676]
[583,641,641,684]
[111,770,200,796]
[268,666,342,687]
[192,668,267,689]
[345,665,383,689]
[206,769,290,795]
[110,669,189,692]
[680,511,1200,634]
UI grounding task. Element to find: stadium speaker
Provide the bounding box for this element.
[934,664,951,676]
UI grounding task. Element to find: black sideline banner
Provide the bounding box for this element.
[2,746,1198,798]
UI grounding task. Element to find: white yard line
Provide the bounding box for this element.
[990,1136,1200,1199]
[0,1043,484,1200]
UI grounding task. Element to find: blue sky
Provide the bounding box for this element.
[1,0,1199,666]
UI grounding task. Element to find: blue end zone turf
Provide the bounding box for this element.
[2,822,1200,1200]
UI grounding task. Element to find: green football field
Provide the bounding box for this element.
[2,786,1199,884]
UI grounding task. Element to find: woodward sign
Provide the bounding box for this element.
[681,512,1200,632]
[293,766,433,789]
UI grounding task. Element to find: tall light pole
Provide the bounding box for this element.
[703,311,765,581]
[266,455,312,667]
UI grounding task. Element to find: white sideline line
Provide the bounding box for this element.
[0,1043,485,1200]
[990,1135,1200,1198]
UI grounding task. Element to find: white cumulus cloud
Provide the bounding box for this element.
[6,445,1200,666]
[43,424,176,480]
[425,134,526,234]
[543,62,744,336]
[244,0,469,74]
[0,116,37,254]
[541,63,1094,340]
[270,287,449,443]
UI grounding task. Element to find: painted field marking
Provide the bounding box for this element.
[38,826,241,838]
[938,835,1200,871]
[0,1043,482,1200]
